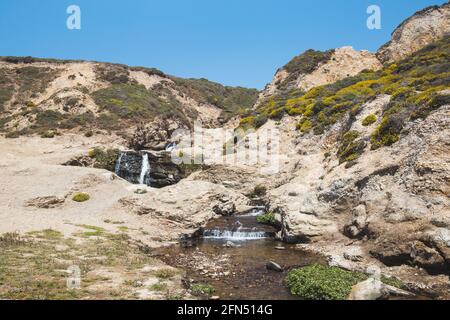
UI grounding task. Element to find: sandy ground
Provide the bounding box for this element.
[0,134,188,246]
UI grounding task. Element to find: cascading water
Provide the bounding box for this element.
[203,229,270,241]
[139,153,150,185]
[114,152,124,175]
[202,211,274,241]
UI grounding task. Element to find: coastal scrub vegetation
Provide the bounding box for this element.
[171,77,259,122]
[287,264,405,300]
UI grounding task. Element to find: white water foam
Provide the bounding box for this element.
[240,209,265,217]
[203,229,269,241]
[139,153,150,185]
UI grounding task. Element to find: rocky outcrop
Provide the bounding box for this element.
[266,92,450,278]
[119,180,249,229]
[377,3,450,63]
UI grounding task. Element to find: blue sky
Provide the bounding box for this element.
[0,0,446,88]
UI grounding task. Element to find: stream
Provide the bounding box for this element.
[155,210,325,300]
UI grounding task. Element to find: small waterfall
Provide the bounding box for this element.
[114,152,124,175]
[139,153,150,185]
[240,209,265,217]
[203,229,270,241]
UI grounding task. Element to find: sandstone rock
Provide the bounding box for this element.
[119,180,248,233]
[213,201,236,216]
[25,196,65,209]
[348,278,389,300]
[377,3,450,63]
[343,246,364,262]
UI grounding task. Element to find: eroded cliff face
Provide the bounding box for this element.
[257,47,381,105]
[377,2,450,64]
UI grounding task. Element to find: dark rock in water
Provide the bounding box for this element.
[179,229,203,248]
[266,261,283,272]
[115,150,184,188]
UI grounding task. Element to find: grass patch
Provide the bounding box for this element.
[27,229,63,240]
[76,225,105,237]
[154,268,177,279]
[0,229,166,299]
[191,283,215,297]
[150,282,168,292]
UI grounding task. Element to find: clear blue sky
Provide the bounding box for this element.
[0,0,446,88]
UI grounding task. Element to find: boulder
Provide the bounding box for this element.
[266,261,283,272]
[348,278,389,300]
[213,202,236,216]
[343,204,368,239]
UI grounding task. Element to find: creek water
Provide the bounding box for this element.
[155,210,325,300]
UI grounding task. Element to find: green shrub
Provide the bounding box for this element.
[191,283,215,297]
[362,114,377,126]
[370,114,403,149]
[35,110,63,129]
[298,119,313,133]
[72,192,90,202]
[287,264,367,300]
[250,184,267,197]
[256,212,276,225]
[337,131,366,164]
[93,84,174,119]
